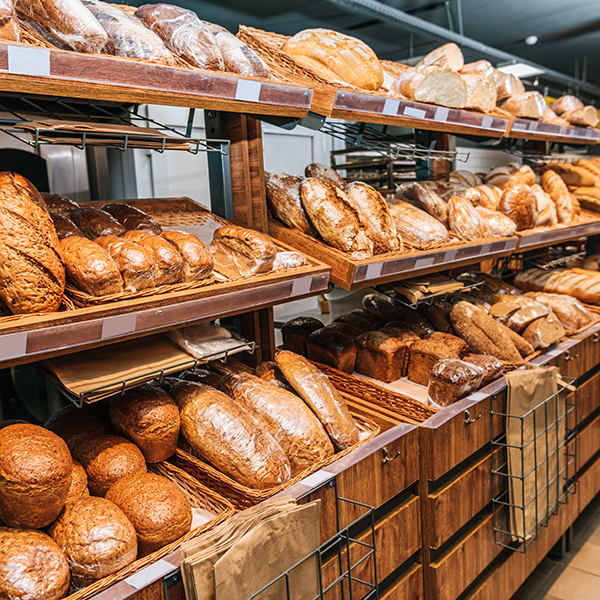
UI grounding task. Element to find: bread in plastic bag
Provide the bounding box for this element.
[412,181,448,225]
[161,230,214,282]
[220,371,334,474]
[475,206,517,237]
[447,195,489,241]
[387,198,449,248]
[135,3,223,70]
[522,314,566,350]
[462,354,505,385]
[273,251,308,270]
[523,292,586,331]
[462,185,501,210]
[0,0,20,41]
[427,358,484,407]
[166,323,252,360]
[170,380,291,489]
[82,0,176,64]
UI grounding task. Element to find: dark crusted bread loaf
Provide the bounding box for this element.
[70,207,126,238]
[106,472,192,557]
[323,321,363,339]
[0,424,73,529]
[102,203,162,235]
[406,340,458,387]
[49,495,137,588]
[72,434,146,497]
[179,369,223,389]
[426,331,469,358]
[348,308,387,329]
[305,327,357,374]
[463,354,505,385]
[333,312,373,333]
[0,528,70,600]
[355,330,407,383]
[109,383,180,463]
[42,192,80,217]
[428,359,485,407]
[51,213,85,239]
[281,316,324,355]
[162,230,214,282]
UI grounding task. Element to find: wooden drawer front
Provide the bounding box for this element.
[575,370,600,426]
[578,413,600,469]
[298,481,339,545]
[380,564,423,600]
[421,392,504,482]
[549,330,600,380]
[578,454,600,513]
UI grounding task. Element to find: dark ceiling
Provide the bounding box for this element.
[132,0,600,97]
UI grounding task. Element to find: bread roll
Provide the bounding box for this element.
[498,184,538,231]
[476,207,517,237]
[0,528,70,600]
[109,383,180,463]
[393,66,467,108]
[542,170,574,224]
[275,350,360,451]
[448,195,489,240]
[387,198,449,248]
[282,28,383,90]
[66,460,89,504]
[0,171,65,313]
[101,203,162,235]
[495,72,525,101]
[0,0,20,41]
[417,42,463,71]
[45,402,111,450]
[501,92,546,119]
[171,381,291,489]
[266,173,318,236]
[42,192,80,217]
[106,472,191,556]
[73,434,146,497]
[70,207,126,238]
[162,230,213,281]
[49,495,137,587]
[550,95,584,115]
[304,163,348,190]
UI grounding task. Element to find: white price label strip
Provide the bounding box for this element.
[382,98,400,116]
[7,45,50,76]
[414,256,435,269]
[125,560,175,590]
[468,392,488,402]
[291,277,312,297]
[235,79,262,103]
[0,331,27,361]
[434,107,449,122]
[300,470,335,489]
[365,262,383,279]
[102,313,137,339]
[444,249,456,262]
[403,106,427,119]
[481,116,494,129]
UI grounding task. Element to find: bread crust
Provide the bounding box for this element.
[266,173,318,236]
[498,184,537,231]
[162,230,213,281]
[102,203,162,235]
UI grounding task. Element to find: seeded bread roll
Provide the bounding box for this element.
[0,424,73,529]
[42,192,80,217]
[102,203,162,235]
[106,472,192,557]
[281,316,324,356]
[49,495,137,588]
[305,327,357,374]
[70,207,126,238]
[162,230,214,281]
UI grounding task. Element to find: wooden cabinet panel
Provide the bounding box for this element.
[548,329,600,381]
[379,564,423,600]
[574,370,600,426]
[577,413,600,469]
[298,481,339,545]
[578,454,600,513]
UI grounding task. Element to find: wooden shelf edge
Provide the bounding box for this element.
[507,118,600,145]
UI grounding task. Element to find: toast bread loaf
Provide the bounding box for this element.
[281,316,324,356]
[305,327,357,374]
[463,354,505,385]
[406,340,458,386]
[355,330,410,383]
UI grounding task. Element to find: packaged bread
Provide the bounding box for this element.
[305,327,357,374]
[450,170,482,188]
[266,173,318,236]
[220,372,334,474]
[51,213,85,239]
[255,361,291,391]
[66,461,89,504]
[281,316,324,356]
[531,184,558,227]
[387,198,449,248]
[428,359,484,407]
[275,351,360,451]
[562,105,599,128]
[447,195,489,240]
[95,234,156,292]
[502,165,536,189]
[282,28,383,90]
[72,434,146,497]
[463,354,505,385]
[0,171,65,314]
[16,0,107,52]
[272,250,307,270]
[550,95,584,115]
[205,22,269,78]
[109,383,180,463]
[524,292,588,331]
[106,472,192,557]
[498,184,538,231]
[417,42,463,71]
[305,163,348,190]
[0,424,73,529]
[501,91,546,119]
[161,230,213,281]
[42,191,80,217]
[210,225,277,278]
[495,72,525,101]
[393,65,466,108]
[355,330,411,383]
[171,381,291,489]
[0,0,19,41]
[475,206,517,237]
[300,178,373,258]
[406,340,458,386]
[0,528,70,600]
[485,162,519,188]
[135,3,223,70]
[101,203,162,235]
[542,170,574,224]
[123,230,183,285]
[70,207,126,238]
[522,315,565,349]
[44,402,111,450]
[412,181,447,225]
[49,495,137,588]
[345,182,401,254]
[82,0,176,64]
[463,184,501,210]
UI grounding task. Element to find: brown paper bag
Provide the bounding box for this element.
[505,365,564,541]
[214,501,321,600]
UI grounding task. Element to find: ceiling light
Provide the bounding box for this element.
[525,36,538,46]
[497,62,545,78]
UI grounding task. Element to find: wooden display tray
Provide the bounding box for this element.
[268,219,517,290]
[0,41,312,117]
[516,212,600,250]
[508,117,600,145]
[0,198,330,369]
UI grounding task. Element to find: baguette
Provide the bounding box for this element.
[539,163,596,188]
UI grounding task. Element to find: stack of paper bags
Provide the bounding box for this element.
[180,496,321,600]
[391,275,464,304]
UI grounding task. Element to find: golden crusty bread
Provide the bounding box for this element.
[161,230,214,282]
[417,42,463,71]
[106,472,192,557]
[572,186,600,213]
[501,91,546,119]
[72,434,146,497]
[550,95,584,115]
[498,184,538,231]
[539,163,596,188]
[393,65,467,108]
[0,424,73,529]
[501,165,536,190]
[562,105,599,128]
[109,383,180,463]
[542,170,574,224]
[49,495,137,588]
[0,528,70,600]
[495,72,525,101]
[65,460,89,504]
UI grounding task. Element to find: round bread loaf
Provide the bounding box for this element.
[65,460,89,504]
[44,402,111,451]
[498,184,538,231]
[73,434,146,497]
[49,495,137,588]
[0,424,73,529]
[106,472,192,557]
[109,383,180,463]
[0,527,70,600]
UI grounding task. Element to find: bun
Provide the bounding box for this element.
[162,230,214,281]
[66,460,89,504]
[101,203,162,235]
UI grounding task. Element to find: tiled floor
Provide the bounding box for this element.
[510,493,600,600]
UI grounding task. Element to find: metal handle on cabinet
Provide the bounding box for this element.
[465,410,482,425]
[565,351,578,362]
[382,446,400,464]
[594,333,599,343]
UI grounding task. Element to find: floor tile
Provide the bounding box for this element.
[547,567,600,600]
[511,572,548,600]
[588,526,600,547]
[568,541,600,576]
[534,557,558,577]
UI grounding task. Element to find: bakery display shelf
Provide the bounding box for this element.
[523,248,587,271]
[0,41,312,117]
[507,117,600,145]
[268,218,518,291]
[516,214,600,251]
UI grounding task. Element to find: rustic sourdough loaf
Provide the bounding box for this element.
[417,42,464,71]
[162,230,213,281]
[393,66,467,108]
[305,163,348,190]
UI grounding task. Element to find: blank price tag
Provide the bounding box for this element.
[365,262,383,279]
[382,98,400,116]
[434,107,449,122]
[7,45,50,76]
[101,313,137,339]
[403,106,427,119]
[529,121,538,131]
[300,470,335,489]
[125,560,175,590]
[235,79,262,102]
[291,277,312,297]
[0,331,27,361]
[481,116,494,129]
[480,244,492,255]
[445,249,456,262]
[414,256,435,270]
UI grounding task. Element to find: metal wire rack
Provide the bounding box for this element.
[318,120,470,162]
[377,279,484,310]
[491,380,577,552]
[505,149,581,165]
[0,96,229,154]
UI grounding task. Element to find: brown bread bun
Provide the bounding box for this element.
[0,424,73,529]
[109,383,180,463]
[49,495,137,588]
[498,184,537,231]
[106,472,192,557]
[65,460,89,504]
[72,434,146,497]
[0,528,70,600]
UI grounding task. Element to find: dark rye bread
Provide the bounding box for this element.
[281,316,324,355]
[306,327,357,373]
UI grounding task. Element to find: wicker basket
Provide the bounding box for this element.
[173,413,380,509]
[63,461,235,600]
